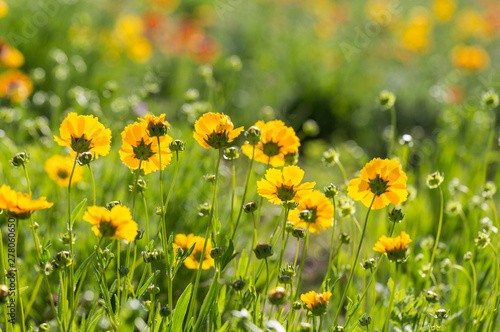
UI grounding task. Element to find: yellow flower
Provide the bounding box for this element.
[45,156,83,187]
[0,0,8,18]
[300,290,332,316]
[115,15,144,40]
[54,112,112,158]
[373,231,412,262]
[119,121,172,174]
[173,233,214,270]
[257,166,315,205]
[0,70,33,102]
[433,0,456,22]
[139,113,171,137]
[241,120,300,167]
[0,185,53,219]
[347,158,408,210]
[288,190,333,233]
[451,45,490,72]
[456,9,491,39]
[0,41,25,68]
[193,112,244,149]
[83,205,138,242]
[126,36,152,63]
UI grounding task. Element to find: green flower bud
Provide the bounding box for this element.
[322,148,340,167]
[268,286,287,305]
[388,208,405,223]
[285,221,295,234]
[292,227,306,239]
[324,184,338,199]
[204,174,216,183]
[243,202,257,213]
[148,284,160,295]
[293,301,302,310]
[435,309,448,320]
[39,323,50,331]
[232,279,245,291]
[427,171,444,189]
[160,305,171,317]
[226,55,242,72]
[77,152,94,166]
[361,258,377,270]
[185,88,199,102]
[210,247,224,259]
[169,139,185,152]
[359,316,371,327]
[425,290,439,303]
[0,285,9,303]
[10,151,30,167]
[119,266,129,277]
[223,147,240,160]
[282,201,300,210]
[378,90,396,110]
[299,322,312,332]
[245,126,261,145]
[340,233,351,244]
[105,201,121,210]
[254,244,273,260]
[463,251,472,261]
[481,90,499,109]
[198,202,211,217]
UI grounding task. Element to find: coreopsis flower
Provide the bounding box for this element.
[119,121,172,174]
[54,112,112,158]
[173,233,214,270]
[347,158,408,210]
[193,112,243,149]
[241,120,300,167]
[140,113,170,137]
[0,185,53,219]
[432,0,456,22]
[0,70,33,102]
[300,291,332,316]
[0,0,7,18]
[257,166,315,205]
[0,40,24,68]
[45,156,83,187]
[451,45,490,72]
[288,190,334,233]
[373,231,412,262]
[83,205,138,242]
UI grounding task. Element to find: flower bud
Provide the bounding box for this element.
[361,258,376,270]
[105,201,122,210]
[293,301,302,310]
[425,290,439,303]
[39,323,50,331]
[324,184,338,199]
[210,247,224,259]
[303,119,319,137]
[245,126,261,145]
[427,171,444,189]
[55,251,72,267]
[253,244,273,260]
[129,179,148,194]
[155,206,163,216]
[298,209,312,222]
[292,227,306,239]
[378,90,396,110]
[333,326,345,332]
[435,309,448,320]
[10,152,30,167]
[59,232,76,245]
[160,305,171,317]
[285,221,295,234]
[77,152,94,166]
[463,251,472,261]
[148,284,160,295]
[440,258,452,274]
[0,285,8,303]
[282,201,300,210]
[143,300,152,311]
[175,247,185,257]
[481,90,499,109]
[268,286,287,305]
[400,134,413,146]
[359,316,371,327]
[119,266,130,277]
[169,139,185,152]
[243,202,257,214]
[284,152,299,165]
[204,174,216,183]
[322,148,339,167]
[232,279,245,291]
[340,233,351,244]
[223,147,240,160]
[142,249,165,263]
[388,208,404,223]
[198,203,211,217]
[135,229,144,241]
[475,231,490,249]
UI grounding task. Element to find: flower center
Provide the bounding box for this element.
[369,174,389,196]
[57,169,69,179]
[99,220,118,238]
[71,135,93,154]
[276,184,296,202]
[132,138,156,160]
[262,141,281,157]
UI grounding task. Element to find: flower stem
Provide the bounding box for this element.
[382,263,398,332]
[67,158,78,324]
[334,195,376,325]
[232,145,255,240]
[261,257,270,327]
[325,198,337,283]
[388,106,397,158]
[88,164,96,206]
[427,187,443,286]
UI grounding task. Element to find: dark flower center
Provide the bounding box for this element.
[99,220,118,238]
[57,169,69,179]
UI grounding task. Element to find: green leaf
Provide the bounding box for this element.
[167,234,174,271]
[173,242,196,277]
[172,283,192,332]
[70,198,87,227]
[193,277,218,332]
[216,321,229,332]
[137,270,159,298]
[237,249,247,278]
[74,252,95,286]
[220,240,238,272]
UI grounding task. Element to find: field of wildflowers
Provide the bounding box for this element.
[1,0,500,331]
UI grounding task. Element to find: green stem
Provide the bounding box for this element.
[388,106,397,158]
[382,263,398,332]
[66,158,77,325]
[230,160,236,235]
[334,196,376,325]
[88,164,96,206]
[469,260,477,323]
[232,145,255,240]
[275,206,290,286]
[337,161,348,185]
[14,218,26,332]
[261,258,270,327]
[482,110,495,184]
[427,187,443,286]
[326,198,337,283]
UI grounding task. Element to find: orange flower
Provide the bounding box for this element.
[0,185,53,219]
[0,70,33,102]
[45,156,83,187]
[257,166,315,205]
[119,121,172,174]
[173,233,214,270]
[288,190,333,233]
[54,112,112,158]
[0,41,24,68]
[193,112,243,149]
[241,120,300,167]
[451,45,490,72]
[300,291,332,316]
[348,158,408,210]
[373,231,412,262]
[83,205,138,242]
